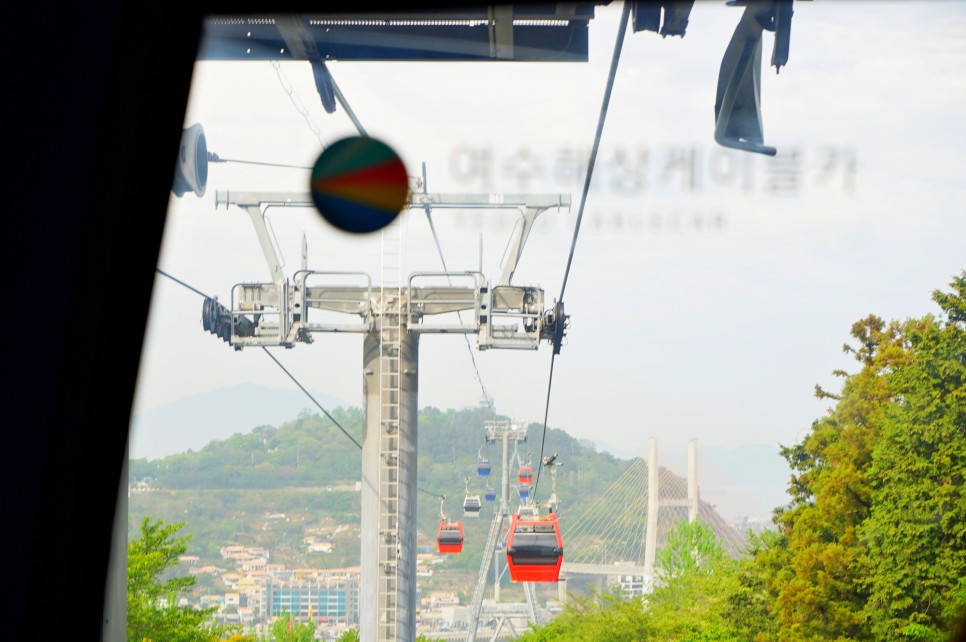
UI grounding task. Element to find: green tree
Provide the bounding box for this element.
[128,516,231,642]
[762,314,905,641]
[859,274,966,641]
[753,272,966,642]
[515,589,649,642]
[265,613,315,642]
[645,519,741,641]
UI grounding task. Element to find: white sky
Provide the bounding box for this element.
[132,1,966,463]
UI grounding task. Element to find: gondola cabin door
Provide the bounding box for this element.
[506,512,563,582]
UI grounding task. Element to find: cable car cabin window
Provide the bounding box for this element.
[438,527,463,545]
[507,532,561,565]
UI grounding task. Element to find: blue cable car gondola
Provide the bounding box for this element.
[484,485,496,502]
[518,483,530,500]
[477,447,491,477]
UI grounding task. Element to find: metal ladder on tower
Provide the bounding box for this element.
[470,510,506,617]
[378,214,403,641]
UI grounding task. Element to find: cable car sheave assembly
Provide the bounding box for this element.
[204,190,570,354]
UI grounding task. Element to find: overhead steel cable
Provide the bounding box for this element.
[533,1,631,501]
[260,346,362,449]
[207,155,312,170]
[156,268,212,299]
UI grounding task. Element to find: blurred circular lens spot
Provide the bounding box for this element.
[310,136,409,234]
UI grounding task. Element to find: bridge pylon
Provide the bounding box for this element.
[559,437,699,598]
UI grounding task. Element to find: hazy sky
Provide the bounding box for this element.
[132,1,966,468]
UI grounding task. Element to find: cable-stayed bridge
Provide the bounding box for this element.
[558,438,748,593]
[424,437,751,642]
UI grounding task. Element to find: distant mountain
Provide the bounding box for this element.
[130,385,793,520]
[129,383,350,460]
[128,406,752,570]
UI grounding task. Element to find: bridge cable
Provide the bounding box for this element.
[532,1,632,502]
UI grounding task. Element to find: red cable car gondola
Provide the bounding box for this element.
[506,511,563,582]
[436,521,464,554]
[518,464,533,484]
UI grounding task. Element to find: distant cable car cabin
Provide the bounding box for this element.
[463,494,482,517]
[436,521,464,554]
[484,486,496,502]
[506,511,563,582]
[477,447,491,477]
[518,464,533,484]
[517,483,530,500]
[463,477,482,517]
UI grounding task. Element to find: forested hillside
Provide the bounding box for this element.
[128,405,649,571]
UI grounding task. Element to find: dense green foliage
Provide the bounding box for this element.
[265,614,316,642]
[128,516,232,642]
[645,520,741,641]
[752,273,966,642]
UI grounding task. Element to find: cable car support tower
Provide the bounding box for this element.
[206,187,571,642]
[466,419,536,642]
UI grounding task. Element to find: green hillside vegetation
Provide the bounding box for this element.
[128,405,645,576]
